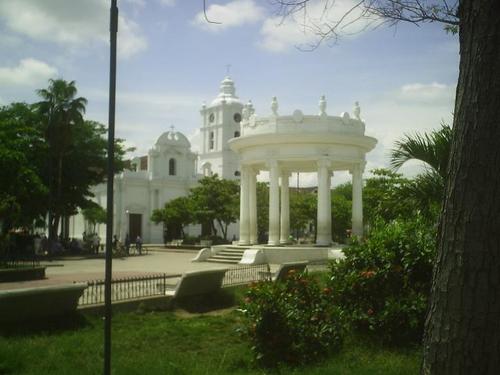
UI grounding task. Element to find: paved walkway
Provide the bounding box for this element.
[0,249,239,291]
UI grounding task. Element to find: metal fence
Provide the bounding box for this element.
[78,264,272,306]
[78,273,181,306]
[222,264,270,287]
[0,256,40,269]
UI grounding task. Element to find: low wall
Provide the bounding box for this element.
[0,283,87,323]
[0,266,46,282]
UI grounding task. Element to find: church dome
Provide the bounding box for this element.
[155,129,191,148]
[210,76,242,106]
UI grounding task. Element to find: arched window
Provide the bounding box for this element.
[234,131,240,138]
[209,132,215,150]
[169,158,176,176]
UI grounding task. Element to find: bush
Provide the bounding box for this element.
[241,271,344,367]
[328,216,436,345]
[181,235,197,245]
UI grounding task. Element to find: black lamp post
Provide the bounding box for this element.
[104,1,118,374]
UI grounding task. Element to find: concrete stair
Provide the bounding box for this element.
[206,247,246,264]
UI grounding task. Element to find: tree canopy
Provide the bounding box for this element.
[0,103,47,235]
[151,196,194,240]
[0,79,130,239]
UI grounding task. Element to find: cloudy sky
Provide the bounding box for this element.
[0,0,458,185]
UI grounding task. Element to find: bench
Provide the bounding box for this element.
[167,239,184,247]
[260,261,309,282]
[163,269,227,298]
[0,283,87,323]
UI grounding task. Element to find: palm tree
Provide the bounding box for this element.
[390,122,452,180]
[390,122,453,217]
[37,79,87,241]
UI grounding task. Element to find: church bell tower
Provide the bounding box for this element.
[199,76,243,180]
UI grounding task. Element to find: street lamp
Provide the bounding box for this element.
[104,1,118,374]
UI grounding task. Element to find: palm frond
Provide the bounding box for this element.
[390,122,452,180]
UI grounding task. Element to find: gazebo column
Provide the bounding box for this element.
[268,160,280,245]
[249,168,258,244]
[351,163,364,237]
[238,166,250,245]
[316,159,332,246]
[280,172,290,244]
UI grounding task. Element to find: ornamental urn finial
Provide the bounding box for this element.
[247,100,255,116]
[319,95,327,116]
[353,101,361,120]
[242,104,250,121]
[271,96,279,116]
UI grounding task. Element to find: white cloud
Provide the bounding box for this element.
[0,59,58,86]
[158,0,176,6]
[0,0,147,58]
[118,17,148,59]
[259,0,378,52]
[398,82,456,105]
[192,0,264,32]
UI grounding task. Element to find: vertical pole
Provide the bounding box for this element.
[104,1,118,375]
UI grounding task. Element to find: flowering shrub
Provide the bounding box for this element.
[241,271,343,367]
[328,216,436,345]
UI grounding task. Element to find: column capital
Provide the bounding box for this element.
[266,159,279,170]
[250,166,261,176]
[240,164,251,173]
[317,158,332,169]
[280,170,292,178]
[349,161,365,175]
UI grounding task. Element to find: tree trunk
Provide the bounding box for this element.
[51,214,60,241]
[422,1,500,373]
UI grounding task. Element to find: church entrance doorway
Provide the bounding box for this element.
[129,214,142,240]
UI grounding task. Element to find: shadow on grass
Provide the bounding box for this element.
[173,289,238,313]
[0,312,92,337]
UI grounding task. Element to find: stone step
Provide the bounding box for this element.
[217,251,244,257]
[211,254,242,260]
[218,249,245,254]
[206,258,239,264]
[204,245,249,264]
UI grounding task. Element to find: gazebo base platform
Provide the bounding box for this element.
[193,244,345,265]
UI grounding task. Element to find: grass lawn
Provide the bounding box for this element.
[0,307,420,375]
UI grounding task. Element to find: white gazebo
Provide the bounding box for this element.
[229,96,377,247]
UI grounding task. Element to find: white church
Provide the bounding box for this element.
[69,76,245,243]
[68,75,376,247]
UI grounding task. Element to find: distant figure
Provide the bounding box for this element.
[93,234,100,254]
[125,233,131,255]
[135,235,142,255]
[41,235,48,255]
[113,235,119,250]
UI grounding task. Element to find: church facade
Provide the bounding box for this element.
[67,76,243,243]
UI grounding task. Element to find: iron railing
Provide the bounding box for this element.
[78,273,181,306]
[0,255,40,269]
[78,265,272,306]
[222,264,271,287]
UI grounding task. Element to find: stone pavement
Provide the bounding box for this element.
[0,249,240,291]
